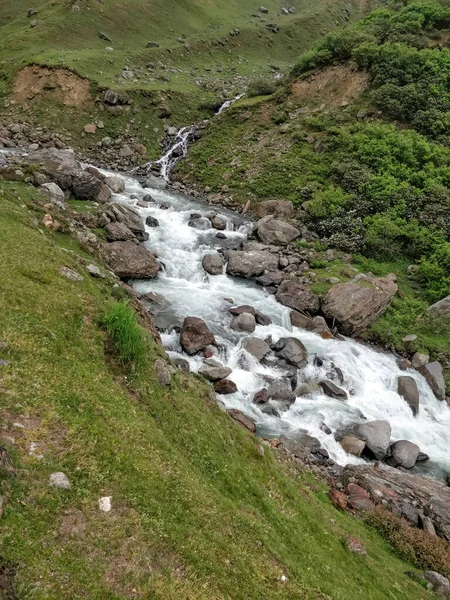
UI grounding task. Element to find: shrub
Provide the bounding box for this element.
[101,301,148,368]
[416,242,450,301]
[247,78,277,98]
[366,508,450,579]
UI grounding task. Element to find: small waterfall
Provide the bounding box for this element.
[148,93,245,180]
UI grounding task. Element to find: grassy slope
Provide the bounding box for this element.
[0,181,435,599]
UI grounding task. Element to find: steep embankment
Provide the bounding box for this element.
[0,0,377,160]
[176,0,450,377]
[0,181,436,598]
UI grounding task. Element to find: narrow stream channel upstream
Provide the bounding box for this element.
[103,169,450,480]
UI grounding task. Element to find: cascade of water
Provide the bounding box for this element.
[147,93,245,180]
[102,169,450,480]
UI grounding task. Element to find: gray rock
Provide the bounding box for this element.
[427,295,450,319]
[419,362,446,401]
[255,312,271,326]
[285,430,321,452]
[231,313,256,333]
[105,222,136,242]
[106,175,125,194]
[295,383,312,397]
[72,170,104,201]
[397,376,419,416]
[256,216,300,246]
[104,89,119,105]
[86,264,103,278]
[387,440,420,469]
[267,381,296,404]
[319,380,347,400]
[253,388,269,404]
[340,435,365,457]
[106,241,159,279]
[210,215,226,230]
[256,199,294,219]
[189,217,211,230]
[242,337,271,361]
[273,337,308,368]
[154,358,172,386]
[214,379,238,394]
[226,250,278,278]
[229,305,256,316]
[276,280,320,314]
[59,266,83,282]
[173,357,190,372]
[49,472,71,489]
[423,571,450,597]
[180,317,215,355]
[144,175,167,190]
[412,352,429,369]
[41,182,65,205]
[227,409,256,432]
[198,362,232,382]
[353,420,392,460]
[145,216,159,228]
[105,203,146,240]
[202,253,223,275]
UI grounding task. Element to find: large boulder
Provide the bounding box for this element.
[319,380,347,400]
[180,317,215,355]
[231,313,256,333]
[281,431,321,454]
[106,175,126,194]
[198,360,232,382]
[202,254,223,275]
[226,250,278,278]
[419,362,446,401]
[256,199,294,219]
[397,376,419,416]
[256,216,300,246]
[227,409,256,433]
[242,337,271,361]
[353,420,391,460]
[427,295,450,319]
[104,203,146,241]
[322,277,398,336]
[104,222,136,242]
[386,440,420,469]
[106,241,159,279]
[72,170,104,201]
[273,337,308,368]
[214,379,238,394]
[276,281,320,314]
[267,381,296,404]
[340,435,365,457]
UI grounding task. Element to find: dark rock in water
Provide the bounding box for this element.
[214,379,238,394]
[146,216,159,228]
[210,215,227,230]
[180,316,215,355]
[386,440,420,469]
[256,270,284,287]
[226,250,278,278]
[202,253,223,275]
[276,280,320,314]
[231,313,256,333]
[189,217,211,230]
[253,388,269,404]
[273,337,308,368]
[229,305,256,316]
[199,361,232,382]
[285,430,321,453]
[417,452,430,463]
[419,361,446,401]
[340,435,365,457]
[105,222,136,242]
[353,420,391,460]
[267,381,296,404]
[216,232,227,239]
[227,409,255,432]
[242,337,271,361]
[143,194,155,202]
[72,170,104,201]
[106,241,159,279]
[314,355,324,367]
[397,376,419,416]
[261,405,280,417]
[320,422,332,435]
[319,380,348,400]
[255,312,271,326]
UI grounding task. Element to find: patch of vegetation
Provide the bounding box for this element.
[0,181,437,599]
[101,301,148,369]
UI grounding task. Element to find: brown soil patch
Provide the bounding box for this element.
[291,66,369,108]
[13,66,91,108]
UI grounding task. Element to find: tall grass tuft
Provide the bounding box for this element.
[101,301,148,368]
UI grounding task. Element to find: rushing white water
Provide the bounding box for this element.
[104,170,450,479]
[147,94,245,180]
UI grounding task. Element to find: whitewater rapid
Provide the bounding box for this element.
[105,171,450,480]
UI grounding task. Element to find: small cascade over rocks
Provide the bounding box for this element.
[146,93,244,180]
[99,168,450,481]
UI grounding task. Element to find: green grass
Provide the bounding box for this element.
[0,182,437,599]
[101,301,148,368]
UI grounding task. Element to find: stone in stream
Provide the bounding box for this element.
[253,388,269,404]
[72,170,104,201]
[229,305,256,316]
[146,216,159,228]
[276,281,320,314]
[188,216,211,230]
[227,409,255,432]
[255,216,300,246]
[210,215,226,230]
[242,337,271,361]
[180,317,215,355]
[321,277,398,336]
[412,352,429,369]
[231,313,256,333]
[261,405,280,417]
[353,420,391,460]
[272,337,308,369]
[256,270,285,288]
[319,380,348,400]
[340,435,365,457]
[267,381,296,404]
[419,361,446,401]
[214,379,238,394]
[198,360,232,382]
[202,254,223,275]
[105,203,147,241]
[106,241,159,279]
[285,429,321,452]
[255,312,271,326]
[397,376,419,416]
[143,194,156,202]
[105,175,125,194]
[386,440,420,469]
[226,250,278,278]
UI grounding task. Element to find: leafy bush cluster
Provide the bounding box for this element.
[366,508,450,578]
[292,1,450,140]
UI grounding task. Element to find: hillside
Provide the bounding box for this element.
[176,0,450,375]
[0,182,437,599]
[0,0,377,160]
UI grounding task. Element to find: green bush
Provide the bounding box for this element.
[247,78,277,98]
[101,301,148,368]
[416,242,450,301]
